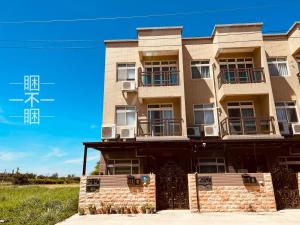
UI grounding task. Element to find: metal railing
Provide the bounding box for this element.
[139,70,179,87]
[220,116,275,137]
[218,68,265,88]
[137,118,182,136]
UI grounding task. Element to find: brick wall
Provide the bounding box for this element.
[79,174,156,211]
[188,173,276,212]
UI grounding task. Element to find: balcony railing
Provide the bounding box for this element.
[220,116,275,137]
[139,71,179,87]
[218,68,265,88]
[137,118,182,137]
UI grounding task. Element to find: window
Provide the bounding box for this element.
[193,104,215,125]
[267,57,288,76]
[191,60,210,79]
[106,159,140,175]
[144,61,178,85]
[196,158,226,173]
[116,106,136,126]
[117,63,135,81]
[275,102,298,133]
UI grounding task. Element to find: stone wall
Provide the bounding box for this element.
[188,173,276,212]
[79,174,156,211]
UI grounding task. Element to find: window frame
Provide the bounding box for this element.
[116,63,136,82]
[275,101,299,123]
[227,101,256,118]
[190,60,211,80]
[115,105,136,127]
[267,57,289,77]
[106,159,140,175]
[219,57,254,68]
[196,157,226,173]
[193,103,215,125]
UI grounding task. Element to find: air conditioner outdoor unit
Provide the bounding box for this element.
[122,81,136,92]
[101,124,116,140]
[187,127,201,137]
[120,127,135,139]
[204,125,219,137]
[292,123,300,135]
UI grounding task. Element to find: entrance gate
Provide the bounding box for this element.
[156,161,189,210]
[271,165,300,210]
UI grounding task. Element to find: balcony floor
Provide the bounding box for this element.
[222,134,283,140]
[136,136,189,142]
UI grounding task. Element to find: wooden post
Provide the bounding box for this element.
[82,146,87,176]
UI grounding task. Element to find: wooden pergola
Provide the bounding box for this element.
[81,139,300,175]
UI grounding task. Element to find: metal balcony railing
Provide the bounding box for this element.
[218,68,265,89]
[139,70,179,87]
[137,118,182,137]
[220,116,275,137]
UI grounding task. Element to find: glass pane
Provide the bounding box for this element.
[201,66,210,78]
[194,111,204,124]
[268,64,279,76]
[127,68,135,80]
[117,68,127,81]
[228,108,241,117]
[287,108,298,122]
[218,166,225,173]
[192,66,201,79]
[278,63,288,76]
[276,108,287,121]
[204,111,214,124]
[132,166,139,174]
[116,112,126,126]
[200,165,217,173]
[126,111,136,125]
[115,166,131,174]
[241,108,254,118]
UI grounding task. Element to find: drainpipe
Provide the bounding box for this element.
[212,63,220,134]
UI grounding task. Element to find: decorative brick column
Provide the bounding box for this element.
[188,174,198,212]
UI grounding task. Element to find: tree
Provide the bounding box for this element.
[90,161,100,175]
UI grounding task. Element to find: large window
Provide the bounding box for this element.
[193,104,215,125]
[117,63,135,81]
[196,158,226,173]
[191,60,210,79]
[267,57,289,76]
[144,61,178,85]
[116,106,136,126]
[275,102,298,133]
[107,159,139,175]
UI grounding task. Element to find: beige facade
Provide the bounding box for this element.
[102,22,300,140]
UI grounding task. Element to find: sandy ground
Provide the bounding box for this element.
[57,209,300,225]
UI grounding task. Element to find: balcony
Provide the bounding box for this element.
[139,70,179,87]
[218,68,265,88]
[137,118,183,137]
[220,116,276,138]
[217,68,269,101]
[138,71,183,99]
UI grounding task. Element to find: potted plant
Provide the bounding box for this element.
[139,205,146,214]
[124,205,131,214]
[117,205,124,214]
[78,207,85,216]
[144,203,151,214]
[130,205,138,214]
[88,204,97,215]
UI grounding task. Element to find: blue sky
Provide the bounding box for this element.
[0,0,299,176]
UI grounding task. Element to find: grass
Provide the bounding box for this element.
[0,185,79,225]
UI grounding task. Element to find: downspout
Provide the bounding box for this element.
[212,63,220,134]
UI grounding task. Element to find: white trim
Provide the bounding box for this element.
[115,105,137,127]
[227,101,256,117]
[116,63,136,82]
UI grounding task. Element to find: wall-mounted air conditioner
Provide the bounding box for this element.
[292,123,300,135]
[204,125,219,137]
[101,124,116,140]
[187,127,201,137]
[120,126,135,139]
[122,81,136,92]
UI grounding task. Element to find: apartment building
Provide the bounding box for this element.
[80,22,300,212]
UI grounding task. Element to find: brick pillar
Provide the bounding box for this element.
[263,173,277,211]
[78,176,87,210]
[188,174,198,212]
